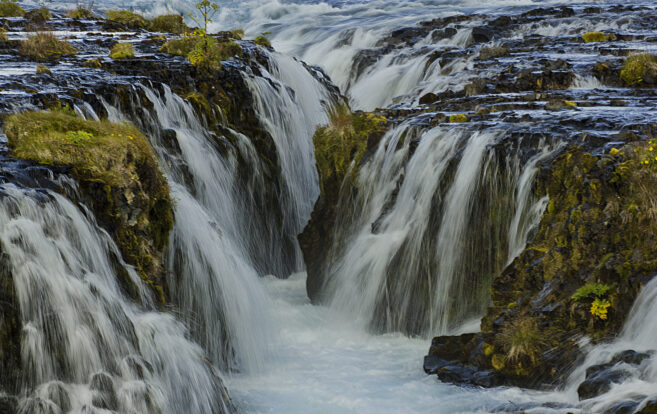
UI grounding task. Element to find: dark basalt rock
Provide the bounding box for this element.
[578,368,631,400]
[90,372,118,410]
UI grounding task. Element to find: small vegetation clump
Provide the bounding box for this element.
[106,9,149,29]
[149,14,189,34]
[110,42,135,59]
[620,53,657,86]
[66,7,95,19]
[449,113,468,123]
[0,0,25,17]
[160,33,241,70]
[571,282,613,302]
[231,29,244,40]
[0,28,7,42]
[188,0,220,34]
[25,7,51,23]
[582,32,607,43]
[314,104,388,187]
[254,35,271,48]
[19,32,77,61]
[36,64,51,75]
[498,318,550,367]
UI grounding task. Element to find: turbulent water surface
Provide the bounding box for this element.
[5,0,657,412]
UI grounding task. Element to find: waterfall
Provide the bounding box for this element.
[553,277,657,413]
[322,124,561,335]
[0,183,228,413]
[97,51,335,372]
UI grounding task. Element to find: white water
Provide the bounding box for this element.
[0,184,227,413]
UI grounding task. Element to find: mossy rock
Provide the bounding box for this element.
[110,42,135,59]
[36,64,51,75]
[4,110,173,304]
[106,10,148,29]
[254,35,271,48]
[449,113,468,123]
[582,32,607,43]
[66,7,96,19]
[160,35,242,71]
[620,54,657,86]
[149,14,189,34]
[0,1,25,17]
[25,7,51,23]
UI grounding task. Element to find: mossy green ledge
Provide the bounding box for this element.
[4,110,173,306]
[299,109,389,302]
[426,139,657,388]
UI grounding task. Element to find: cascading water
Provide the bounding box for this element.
[320,123,560,335]
[95,49,337,373]
[0,182,229,413]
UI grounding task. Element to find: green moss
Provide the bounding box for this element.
[313,104,388,190]
[82,58,102,68]
[0,1,25,17]
[106,9,149,29]
[110,42,135,59]
[25,7,51,22]
[231,29,244,40]
[160,35,242,70]
[149,14,189,34]
[36,64,51,75]
[5,110,154,187]
[449,113,468,123]
[19,32,77,61]
[582,32,607,43]
[66,7,95,19]
[620,54,657,86]
[254,35,271,48]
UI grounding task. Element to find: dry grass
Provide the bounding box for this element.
[19,32,77,61]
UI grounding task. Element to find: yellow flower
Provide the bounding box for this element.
[118,134,122,137]
[590,298,611,320]
[650,147,654,151]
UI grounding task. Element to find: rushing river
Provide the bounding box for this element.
[6,0,657,413]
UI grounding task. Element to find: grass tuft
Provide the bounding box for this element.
[620,53,657,86]
[110,42,135,59]
[582,32,607,43]
[66,7,95,19]
[106,9,148,29]
[19,32,77,61]
[149,14,189,34]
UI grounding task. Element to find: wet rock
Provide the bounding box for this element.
[0,395,17,414]
[478,46,508,61]
[578,368,631,400]
[610,350,653,365]
[471,27,494,43]
[90,372,118,410]
[604,400,641,414]
[637,398,657,413]
[44,382,71,412]
[465,78,487,97]
[419,92,438,105]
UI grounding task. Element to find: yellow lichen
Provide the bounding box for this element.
[582,32,607,43]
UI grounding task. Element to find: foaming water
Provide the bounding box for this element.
[0,184,228,413]
[227,272,554,414]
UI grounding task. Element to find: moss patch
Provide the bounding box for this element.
[254,35,271,48]
[449,113,468,123]
[149,14,189,34]
[25,7,51,23]
[313,105,388,190]
[0,1,25,17]
[106,10,148,29]
[5,110,173,304]
[620,53,657,86]
[66,7,95,19]
[110,42,135,59]
[19,32,77,61]
[36,64,51,75]
[160,35,242,70]
[582,32,607,43]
